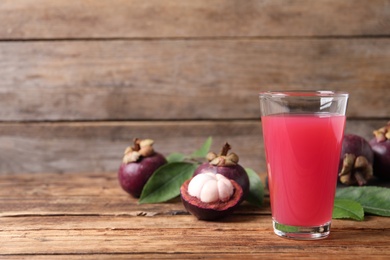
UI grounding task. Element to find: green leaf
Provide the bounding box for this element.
[273,222,300,233]
[336,186,390,217]
[166,152,186,163]
[191,136,212,158]
[138,162,197,204]
[245,168,264,207]
[332,199,364,221]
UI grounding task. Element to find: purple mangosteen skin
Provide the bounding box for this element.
[181,196,237,221]
[370,138,390,180]
[118,153,167,198]
[193,162,250,198]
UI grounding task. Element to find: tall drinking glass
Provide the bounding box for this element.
[259,91,349,240]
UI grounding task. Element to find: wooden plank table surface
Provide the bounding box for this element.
[1,172,389,259]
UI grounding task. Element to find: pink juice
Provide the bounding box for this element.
[262,113,346,226]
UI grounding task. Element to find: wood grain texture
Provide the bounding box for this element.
[0,39,389,121]
[0,172,389,258]
[0,0,390,39]
[0,119,386,174]
[0,172,267,217]
[2,229,389,256]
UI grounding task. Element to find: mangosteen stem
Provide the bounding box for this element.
[133,138,141,151]
[220,143,231,156]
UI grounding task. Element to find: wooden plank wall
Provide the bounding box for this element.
[0,0,389,174]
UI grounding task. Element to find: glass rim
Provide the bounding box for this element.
[259,90,349,98]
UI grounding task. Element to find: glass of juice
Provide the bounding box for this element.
[259,90,349,240]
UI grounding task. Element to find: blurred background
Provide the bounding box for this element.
[0,0,389,175]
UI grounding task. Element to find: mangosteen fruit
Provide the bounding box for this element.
[180,172,243,220]
[193,143,250,199]
[118,138,167,198]
[369,122,390,180]
[338,134,374,186]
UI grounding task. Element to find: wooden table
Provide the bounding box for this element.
[1,172,389,259]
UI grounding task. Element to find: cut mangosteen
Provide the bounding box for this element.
[180,173,244,221]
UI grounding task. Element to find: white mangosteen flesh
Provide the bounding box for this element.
[187,172,234,203]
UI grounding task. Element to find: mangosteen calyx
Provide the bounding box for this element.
[207,142,239,167]
[123,138,156,164]
[339,153,373,186]
[373,122,390,143]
